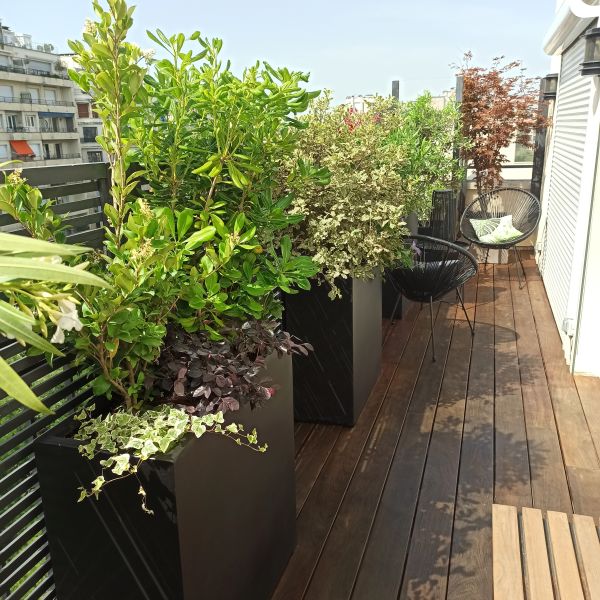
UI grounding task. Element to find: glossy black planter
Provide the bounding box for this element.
[284,276,382,426]
[34,353,295,600]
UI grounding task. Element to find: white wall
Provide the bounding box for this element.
[573,137,600,376]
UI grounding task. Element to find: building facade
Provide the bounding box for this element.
[61,54,106,164]
[536,0,600,376]
[0,25,81,166]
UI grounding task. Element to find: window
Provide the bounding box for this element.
[82,126,97,142]
[43,143,51,159]
[6,114,17,130]
[28,60,51,75]
[514,133,535,163]
[0,85,12,99]
[55,143,62,159]
[29,142,41,157]
[20,91,32,103]
[24,115,36,128]
[77,103,90,118]
[87,151,103,163]
[515,143,534,163]
[45,89,57,102]
[0,144,8,159]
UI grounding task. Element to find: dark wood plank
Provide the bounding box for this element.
[493,263,532,507]
[303,303,451,600]
[525,257,599,471]
[295,422,314,457]
[509,262,571,513]
[382,302,419,364]
[272,359,397,600]
[295,425,341,516]
[272,305,422,600]
[446,268,494,600]
[399,287,475,599]
[351,300,461,600]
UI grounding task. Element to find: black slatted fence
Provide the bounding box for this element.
[0,162,109,600]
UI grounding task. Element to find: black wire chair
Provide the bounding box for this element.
[388,235,478,361]
[459,187,541,288]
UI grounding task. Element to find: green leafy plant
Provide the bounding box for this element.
[386,92,465,218]
[286,91,411,296]
[129,28,319,326]
[1,0,319,510]
[0,227,108,413]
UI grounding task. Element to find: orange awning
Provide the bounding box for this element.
[9,140,35,157]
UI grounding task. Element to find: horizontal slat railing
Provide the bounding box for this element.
[0,163,110,599]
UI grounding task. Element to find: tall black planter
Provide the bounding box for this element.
[285,276,381,426]
[34,353,294,600]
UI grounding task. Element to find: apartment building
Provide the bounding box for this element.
[60,54,106,164]
[0,24,81,166]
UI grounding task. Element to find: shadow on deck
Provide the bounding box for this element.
[275,251,600,600]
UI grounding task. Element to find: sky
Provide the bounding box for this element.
[1,0,556,101]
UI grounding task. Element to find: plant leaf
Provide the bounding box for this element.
[0,357,52,414]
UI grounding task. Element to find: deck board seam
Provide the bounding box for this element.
[301,305,443,599]
[348,303,459,600]
[442,271,480,600]
[293,306,436,599]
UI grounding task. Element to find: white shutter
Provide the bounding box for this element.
[540,35,593,337]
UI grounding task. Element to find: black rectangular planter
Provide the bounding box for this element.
[34,353,295,600]
[284,276,382,426]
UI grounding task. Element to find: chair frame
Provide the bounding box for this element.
[389,235,478,361]
[459,187,541,288]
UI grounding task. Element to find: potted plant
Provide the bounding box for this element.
[0,168,108,411]
[24,1,319,598]
[282,92,410,425]
[382,92,465,317]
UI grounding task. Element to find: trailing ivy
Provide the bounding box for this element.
[75,404,266,514]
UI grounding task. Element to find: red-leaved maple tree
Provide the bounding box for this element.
[457,52,548,194]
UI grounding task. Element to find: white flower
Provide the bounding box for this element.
[35,255,63,265]
[50,299,83,344]
[83,19,97,35]
[142,49,155,61]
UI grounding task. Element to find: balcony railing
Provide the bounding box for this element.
[47,153,81,160]
[80,137,99,144]
[0,126,78,134]
[9,153,81,162]
[40,125,78,134]
[0,95,74,107]
[0,63,69,80]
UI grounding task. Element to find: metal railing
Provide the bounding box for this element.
[0,162,110,599]
[80,137,98,144]
[0,63,69,80]
[0,126,78,134]
[8,153,82,162]
[40,126,78,134]
[45,153,81,160]
[0,95,74,107]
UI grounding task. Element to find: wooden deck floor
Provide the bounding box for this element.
[275,252,600,600]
